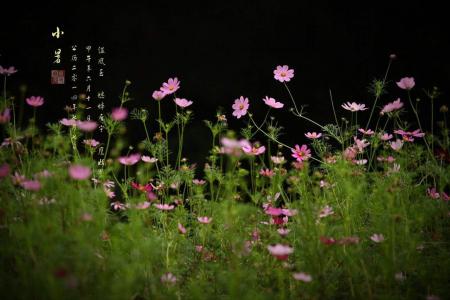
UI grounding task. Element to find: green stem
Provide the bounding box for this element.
[365,57,393,129]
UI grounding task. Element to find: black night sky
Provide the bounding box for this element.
[1,1,449,162]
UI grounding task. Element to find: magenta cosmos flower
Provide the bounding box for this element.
[341,102,368,112]
[396,77,415,90]
[305,132,322,139]
[232,96,249,119]
[263,96,284,109]
[267,244,294,260]
[174,98,193,108]
[197,216,212,224]
[0,65,18,75]
[0,108,11,124]
[160,77,180,94]
[380,98,404,115]
[26,96,44,107]
[291,144,311,162]
[118,153,141,165]
[69,164,92,180]
[152,90,166,101]
[76,120,98,132]
[111,107,128,121]
[273,65,294,82]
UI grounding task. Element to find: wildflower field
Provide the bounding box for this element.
[0,57,449,299]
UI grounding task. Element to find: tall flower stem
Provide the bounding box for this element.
[407,91,434,160]
[365,57,394,129]
[249,115,324,164]
[283,83,342,144]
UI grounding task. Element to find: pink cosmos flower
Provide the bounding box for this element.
[262,96,284,109]
[377,156,396,163]
[21,180,41,191]
[198,216,212,224]
[380,98,404,115]
[76,120,98,132]
[343,146,358,161]
[273,65,294,82]
[341,102,368,112]
[427,187,440,199]
[390,139,404,151]
[319,205,334,218]
[0,163,11,179]
[320,236,336,245]
[195,245,204,252]
[104,188,116,199]
[396,77,415,90]
[26,96,44,107]
[353,137,370,152]
[160,77,180,94]
[0,108,11,124]
[152,90,166,101]
[354,159,368,165]
[110,201,127,211]
[111,107,128,121]
[267,244,294,260]
[370,233,385,243]
[305,132,322,139]
[141,156,158,163]
[291,144,311,162]
[154,203,175,211]
[394,129,425,142]
[271,156,285,164]
[292,272,312,282]
[259,168,274,177]
[193,179,206,185]
[379,133,393,141]
[68,164,92,180]
[277,228,290,236]
[178,223,187,234]
[135,201,151,210]
[174,98,193,108]
[358,128,375,135]
[160,272,177,284]
[232,96,249,119]
[83,139,100,147]
[242,144,266,156]
[118,153,141,165]
[220,137,251,156]
[0,65,18,75]
[60,118,77,126]
[11,172,26,185]
[281,208,298,217]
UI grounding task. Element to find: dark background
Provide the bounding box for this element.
[1,1,449,163]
